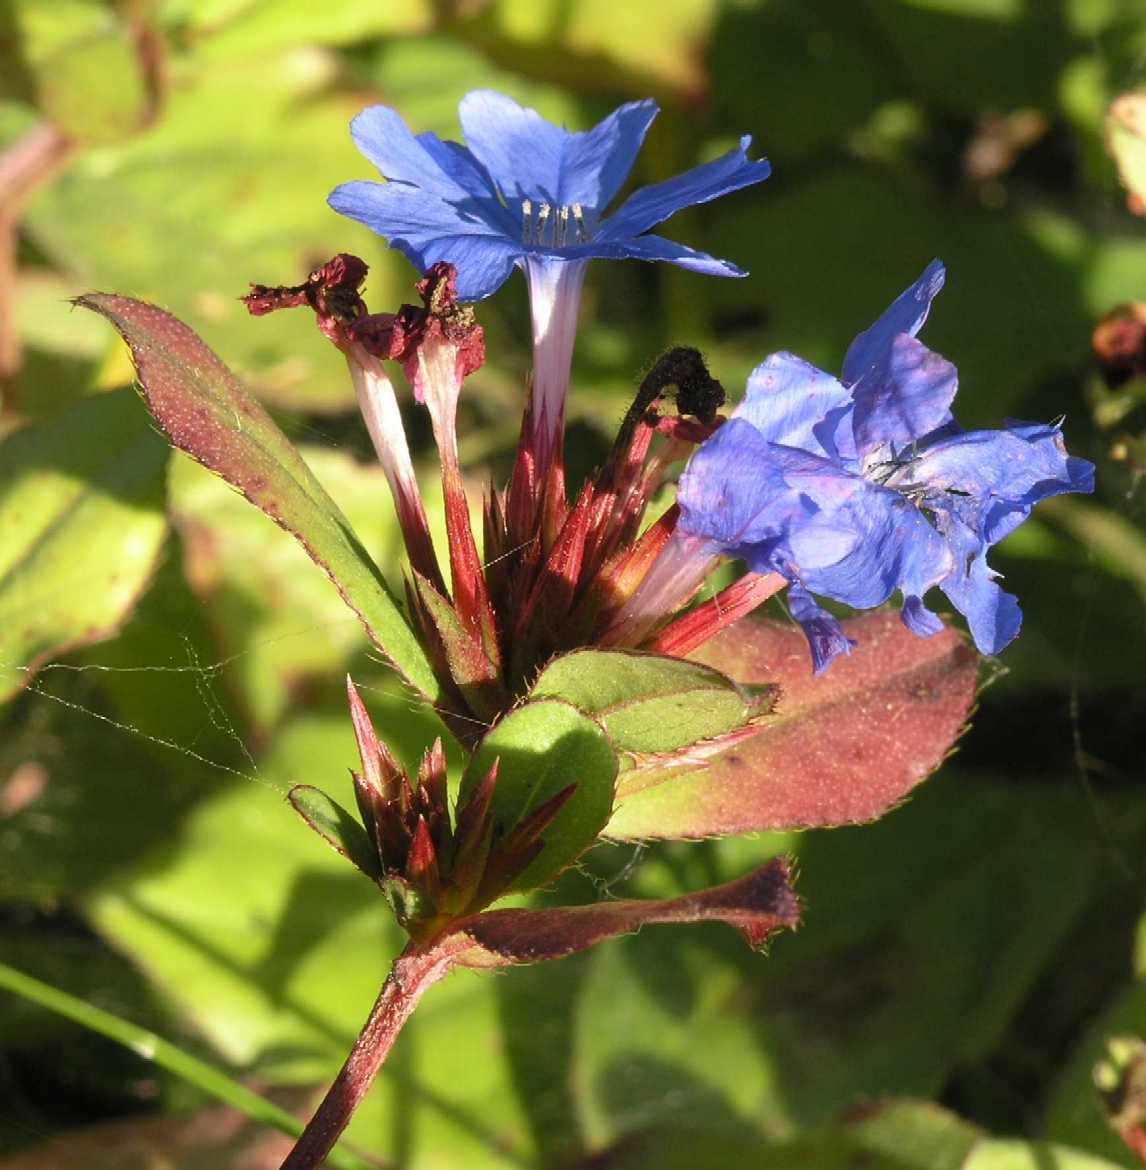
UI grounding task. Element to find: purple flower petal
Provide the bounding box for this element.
[934,515,1023,654]
[598,136,771,241]
[558,232,744,277]
[841,260,945,388]
[786,582,855,674]
[677,419,808,549]
[853,334,958,458]
[328,182,521,301]
[734,353,856,461]
[458,90,659,212]
[350,106,475,200]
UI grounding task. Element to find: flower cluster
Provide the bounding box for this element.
[147,87,1098,1170]
[264,90,1092,695]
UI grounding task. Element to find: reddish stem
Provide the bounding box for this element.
[649,572,787,658]
[278,943,454,1170]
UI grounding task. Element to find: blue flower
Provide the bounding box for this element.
[330,90,770,480]
[328,90,770,302]
[676,261,1095,671]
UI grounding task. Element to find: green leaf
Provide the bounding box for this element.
[0,388,168,702]
[9,0,153,142]
[169,448,404,735]
[573,771,1098,1147]
[605,612,978,840]
[76,293,440,704]
[1108,91,1146,214]
[593,1099,1128,1170]
[288,785,382,881]
[460,700,618,893]
[531,648,764,754]
[0,961,374,1170]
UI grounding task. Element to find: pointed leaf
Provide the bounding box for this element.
[606,612,978,839]
[531,648,766,753]
[287,785,382,881]
[0,389,168,702]
[75,293,440,701]
[459,700,618,893]
[444,857,799,968]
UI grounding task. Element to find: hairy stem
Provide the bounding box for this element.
[279,943,455,1170]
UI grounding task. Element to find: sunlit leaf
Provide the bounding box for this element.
[460,700,618,892]
[0,389,168,702]
[76,293,440,703]
[606,613,977,840]
[531,648,765,754]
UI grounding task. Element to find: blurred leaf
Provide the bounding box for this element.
[0,685,204,902]
[188,0,431,60]
[865,0,1070,115]
[22,56,388,411]
[596,1098,1127,1170]
[0,388,168,702]
[1046,911,1146,1166]
[711,1,898,162]
[469,0,718,98]
[1108,91,1146,214]
[77,293,440,703]
[531,648,763,754]
[169,447,402,735]
[575,771,1098,1146]
[460,700,618,893]
[605,613,976,840]
[9,0,153,142]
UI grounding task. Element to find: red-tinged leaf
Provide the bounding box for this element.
[605,612,979,840]
[442,857,799,967]
[411,571,506,723]
[406,816,440,896]
[75,293,439,702]
[346,676,402,800]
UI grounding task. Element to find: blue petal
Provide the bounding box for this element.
[841,260,946,387]
[328,181,521,301]
[557,98,659,209]
[598,136,771,241]
[677,418,811,548]
[786,582,855,674]
[934,516,1022,654]
[349,106,475,201]
[787,475,953,610]
[555,232,745,276]
[853,334,958,458]
[457,90,658,213]
[734,353,856,461]
[902,595,945,638]
[905,423,1094,543]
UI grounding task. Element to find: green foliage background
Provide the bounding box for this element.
[1,0,1144,1167]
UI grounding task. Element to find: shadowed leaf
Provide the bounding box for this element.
[75,293,439,702]
[288,785,382,882]
[605,612,978,839]
[445,857,798,967]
